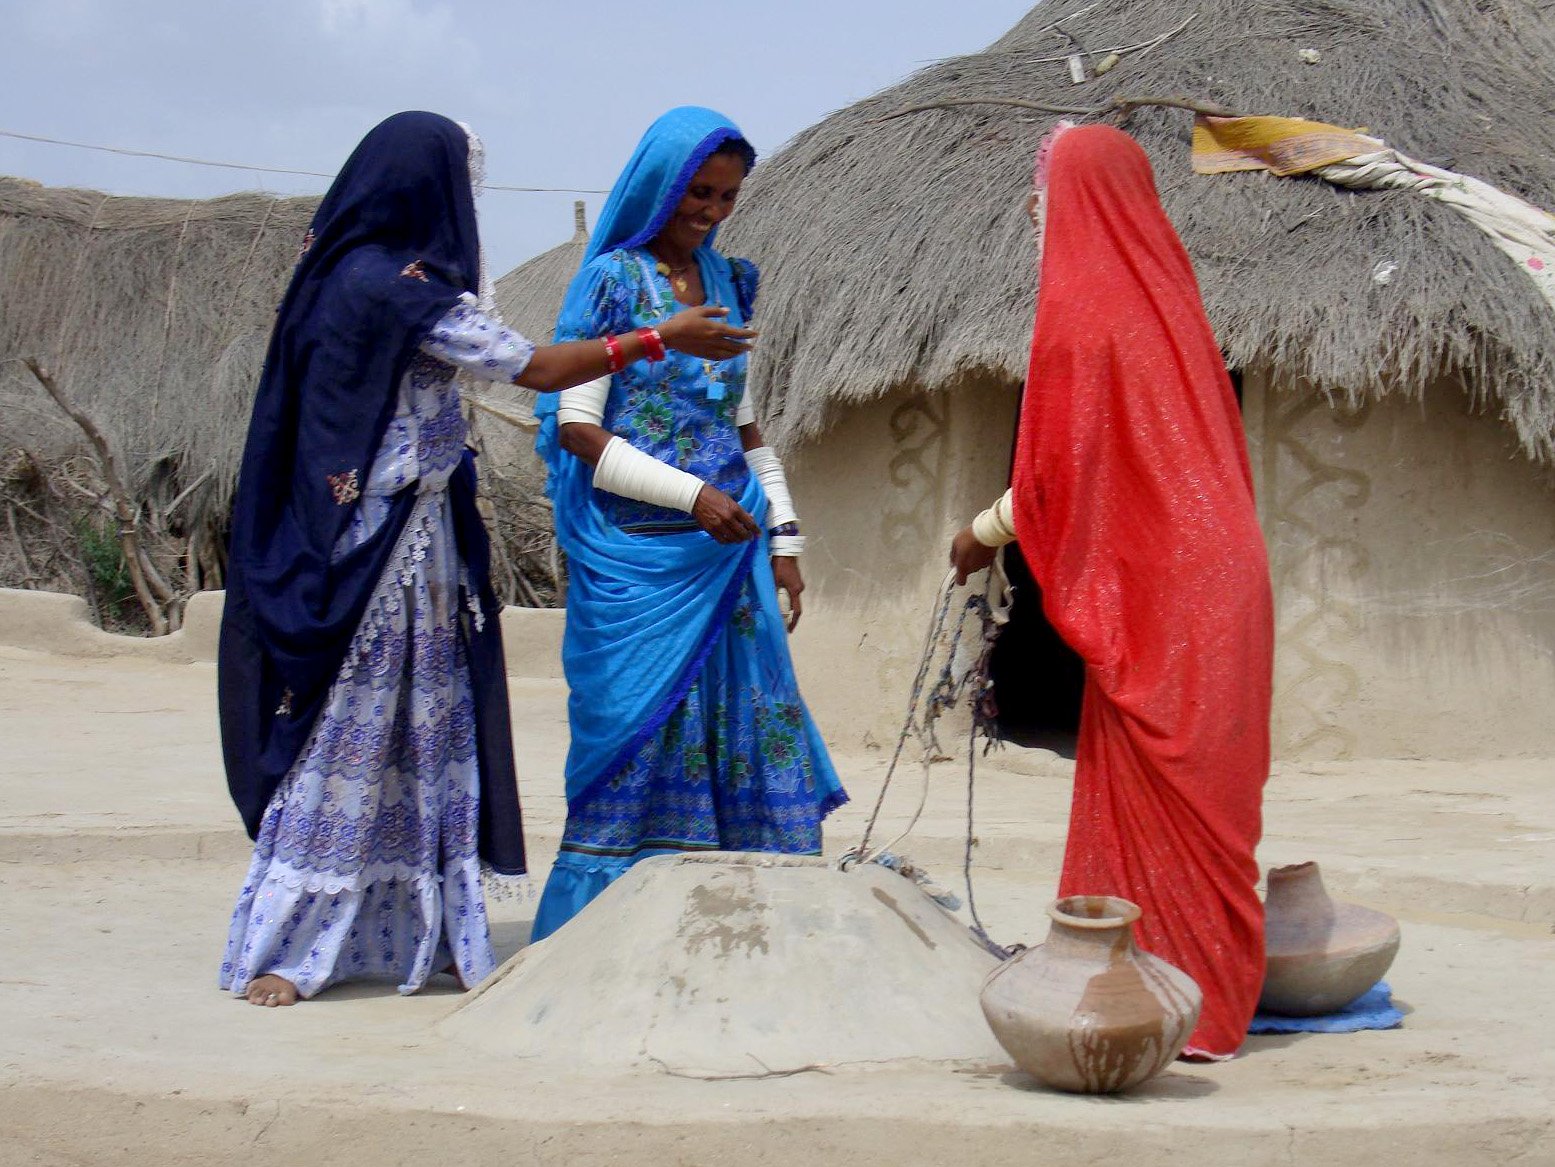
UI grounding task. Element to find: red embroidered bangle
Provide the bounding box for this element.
[602,334,626,373]
[636,326,667,362]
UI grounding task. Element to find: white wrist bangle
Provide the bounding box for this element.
[770,534,805,557]
[556,374,611,427]
[971,489,1017,548]
[592,436,704,512]
[744,445,798,529]
[735,393,756,427]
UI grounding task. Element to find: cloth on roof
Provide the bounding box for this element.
[1193,114,1555,313]
[1191,115,1377,177]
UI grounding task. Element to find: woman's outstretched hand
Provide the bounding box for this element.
[658,306,757,361]
[692,484,761,544]
[950,525,998,586]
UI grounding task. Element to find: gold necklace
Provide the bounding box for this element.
[655,259,694,298]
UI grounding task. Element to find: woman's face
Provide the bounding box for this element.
[659,152,746,253]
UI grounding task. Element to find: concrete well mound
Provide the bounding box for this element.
[441,852,1008,1075]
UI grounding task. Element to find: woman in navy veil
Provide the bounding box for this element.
[218,111,751,1006]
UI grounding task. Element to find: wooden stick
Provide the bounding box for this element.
[876,96,1097,120]
[1006,16,1200,67]
[162,467,213,518]
[1110,94,1241,118]
[23,359,168,635]
[6,504,40,586]
[467,393,541,433]
[874,93,1241,124]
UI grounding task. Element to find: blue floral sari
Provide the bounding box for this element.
[531,108,845,940]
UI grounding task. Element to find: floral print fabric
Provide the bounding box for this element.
[534,523,845,941]
[554,248,754,532]
[532,246,845,939]
[554,571,840,864]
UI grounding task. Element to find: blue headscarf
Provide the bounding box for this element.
[582,105,754,262]
[537,107,768,806]
[219,112,523,874]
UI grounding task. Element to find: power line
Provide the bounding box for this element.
[0,127,608,194]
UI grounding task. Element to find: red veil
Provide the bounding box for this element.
[1011,125,1274,1058]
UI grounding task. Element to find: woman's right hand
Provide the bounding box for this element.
[950,525,998,586]
[659,306,757,361]
[692,484,761,544]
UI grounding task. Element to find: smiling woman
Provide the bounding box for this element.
[530,107,847,942]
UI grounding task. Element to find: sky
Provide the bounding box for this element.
[0,1,1034,274]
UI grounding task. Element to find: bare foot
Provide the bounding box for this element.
[245,974,299,1007]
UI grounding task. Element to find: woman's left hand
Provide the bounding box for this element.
[771,556,804,632]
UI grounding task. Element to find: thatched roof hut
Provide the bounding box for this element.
[715,0,1555,763]
[494,201,589,344]
[0,177,318,610]
[722,0,1555,461]
[0,177,563,618]
[0,176,317,501]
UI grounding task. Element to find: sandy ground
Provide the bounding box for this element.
[2,639,1553,1166]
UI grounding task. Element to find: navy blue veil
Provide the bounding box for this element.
[218,111,525,875]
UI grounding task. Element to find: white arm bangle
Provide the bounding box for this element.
[971,489,1017,548]
[770,534,805,558]
[592,436,705,513]
[556,375,611,427]
[744,445,798,528]
[735,393,756,427]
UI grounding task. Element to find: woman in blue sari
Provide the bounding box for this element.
[218,111,753,1006]
[531,107,847,940]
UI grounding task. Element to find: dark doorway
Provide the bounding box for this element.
[989,544,1085,754]
[987,364,1245,753]
[986,376,1086,754]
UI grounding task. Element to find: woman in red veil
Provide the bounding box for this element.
[951,123,1274,1059]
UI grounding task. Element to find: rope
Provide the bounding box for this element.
[837,557,1015,958]
[0,127,609,194]
[961,585,1010,957]
[844,569,958,866]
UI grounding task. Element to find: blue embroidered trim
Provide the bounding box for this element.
[616,128,747,253]
[573,538,759,808]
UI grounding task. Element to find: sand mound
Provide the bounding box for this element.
[441,852,1007,1075]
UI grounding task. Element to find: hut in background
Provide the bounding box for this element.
[494,200,589,343]
[0,177,317,626]
[0,178,570,626]
[719,0,1555,761]
[469,200,596,606]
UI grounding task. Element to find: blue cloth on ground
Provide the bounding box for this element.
[1248,982,1403,1034]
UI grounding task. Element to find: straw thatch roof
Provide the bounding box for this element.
[719,0,1555,461]
[0,177,565,615]
[0,176,319,547]
[494,200,589,343]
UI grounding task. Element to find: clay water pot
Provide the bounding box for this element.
[1259,861,1400,1016]
[979,895,1202,1094]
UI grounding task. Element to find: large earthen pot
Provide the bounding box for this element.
[1259,861,1401,1016]
[979,895,1202,1094]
